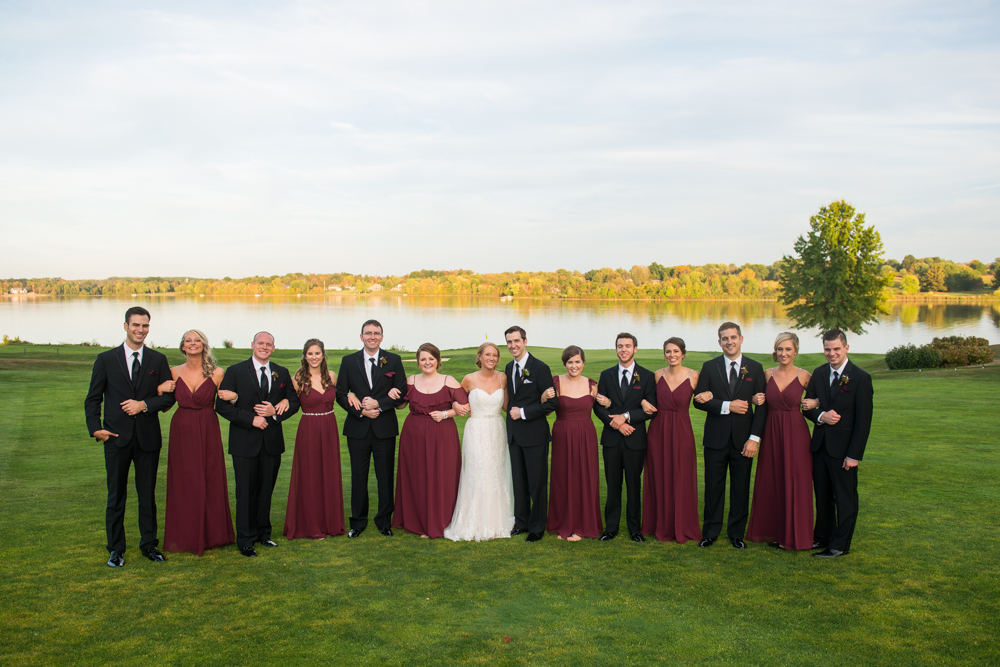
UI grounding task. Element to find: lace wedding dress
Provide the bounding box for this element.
[444,388,515,541]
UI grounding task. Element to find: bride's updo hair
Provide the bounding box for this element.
[416,342,442,369]
[476,342,500,368]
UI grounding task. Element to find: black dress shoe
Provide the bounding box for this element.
[730,538,746,550]
[379,527,393,537]
[599,531,617,541]
[525,532,543,543]
[258,539,278,548]
[630,533,645,543]
[510,528,527,537]
[699,537,715,548]
[240,546,258,558]
[142,547,166,562]
[812,541,828,549]
[348,528,364,539]
[107,551,124,568]
[813,548,844,558]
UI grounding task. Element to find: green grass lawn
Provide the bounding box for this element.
[0,343,997,666]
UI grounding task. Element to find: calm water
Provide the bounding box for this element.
[1,296,997,354]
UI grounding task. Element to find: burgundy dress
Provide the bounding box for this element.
[547,377,603,538]
[641,374,701,543]
[163,377,235,555]
[283,385,346,539]
[394,383,469,538]
[746,375,814,549]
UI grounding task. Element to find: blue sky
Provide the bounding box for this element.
[1,0,997,279]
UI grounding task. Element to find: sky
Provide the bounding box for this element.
[0,0,998,279]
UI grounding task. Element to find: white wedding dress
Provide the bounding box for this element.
[444,388,516,541]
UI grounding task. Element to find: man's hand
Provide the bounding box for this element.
[252,416,268,430]
[362,396,379,411]
[843,457,859,470]
[362,407,380,419]
[741,439,758,458]
[274,398,290,415]
[821,410,841,425]
[693,391,712,404]
[618,423,635,436]
[120,399,146,416]
[254,401,277,418]
[509,407,521,420]
[93,429,119,442]
[729,399,749,415]
[609,414,627,430]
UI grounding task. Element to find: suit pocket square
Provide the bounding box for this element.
[522,379,533,384]
[148,370,158,375]
[385,372,396,377]
[279,383,286,389]
[840,387,851,393]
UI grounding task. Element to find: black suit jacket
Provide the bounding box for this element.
[693,355,767,449]
[803,360,873,461]
[594,364,657,450]
[504,353,557,446]
[335,350,407,440]
[84,345,175,451]
[216,359,299,457]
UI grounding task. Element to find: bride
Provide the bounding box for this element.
[444,342,516,541]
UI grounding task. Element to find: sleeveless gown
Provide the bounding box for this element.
[283,385,346,539]
[641,374,701,542]
[547,377,603,538]
[163,377,235,555]
[746,376,814,549]
[445,387,516,541]
[394,384,469,538]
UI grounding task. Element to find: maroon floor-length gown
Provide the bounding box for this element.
[746,375,814,549]
[283,385,346,539]
[641,373,701,542]
[394,384,468,538]
[163,377,235,555]
[547,377,603,538]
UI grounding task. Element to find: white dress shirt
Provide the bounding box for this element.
[618,361,636,422]
[123,343,144,380]
[364,349,381,388]
[816,358,855,462]
[719,354,759,443]
[513,351,531,420]
[252,357,278,420]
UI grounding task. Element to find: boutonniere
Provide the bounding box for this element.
[271,371,279,382]
[840,375,850,386]
[521,368,531,378]
[380,357,387,367]
[633,371,640,383]
[740,367,751,381]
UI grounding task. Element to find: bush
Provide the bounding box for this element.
[888,336,993,369]
[223,339,234,349]
[885,344,941,370]
[932,335,989,348]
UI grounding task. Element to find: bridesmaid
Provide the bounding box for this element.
[283,339,346,540]
[640,337,702,543]
[161,329,236,555]
[746,332,814,550]
[541,346,603,540]
[393,343,470,538]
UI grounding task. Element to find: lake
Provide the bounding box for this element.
[1,295,997,355]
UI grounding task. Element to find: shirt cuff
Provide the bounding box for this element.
[519,407,526,420]
[625,412,631,423]
[846,457,857,463]
[721,401,730,415]
[749,435,760,443]
[816,411,825,424]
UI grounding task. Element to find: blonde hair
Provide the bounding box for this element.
[179,329,218,378]
[476,342,500,369]
[772,332,800,361]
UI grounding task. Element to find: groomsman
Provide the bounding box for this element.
[504,326,557,542]
[803,329,874,558]
[594,333,657,542]
[216,332,299,557]
[84,306,175,567]
[693,322,767,549]
[336,320,407,538]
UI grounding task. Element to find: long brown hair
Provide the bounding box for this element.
[295,339,331,396]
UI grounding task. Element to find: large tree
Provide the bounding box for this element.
[779,200,892,335]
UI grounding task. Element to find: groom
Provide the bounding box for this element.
[504,326,557,542]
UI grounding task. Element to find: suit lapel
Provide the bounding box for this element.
[717,356,733,399]
[136,346,153,392]
[370,352,387,388]
[246,359,265,400]
[820,363,834,406]
[115,345,132,387]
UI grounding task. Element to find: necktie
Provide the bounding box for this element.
[620,368,630,399]
[729,361,738,395]
[260,366,269,396]
[514,362,521,393]
[369,357,377,388]
[831,370,840,387]
[131,352,140,389]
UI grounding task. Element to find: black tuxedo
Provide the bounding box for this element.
[594,364,657,535]
[693,355,767,541]
[803,360,873,552]
[216,358,299,548]
[335,349,407,532]
[504,353,556,534]
[84,344,175,554]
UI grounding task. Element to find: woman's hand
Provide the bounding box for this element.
[640,399,657,415]
[801,398,819,411]
[217,389,237,403]
[157,380,176,396]
[541,386,556,401]
[693,391,713,404]
[752,392,766,406]
[453,402,470,417]
[595,393,611,408]
[274,398,290,415]
[430,410,449,422]
[387,387,402,400]
[347,392,362,411]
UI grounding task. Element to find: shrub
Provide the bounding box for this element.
[223,339,234,349]
[885,344,940,370]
